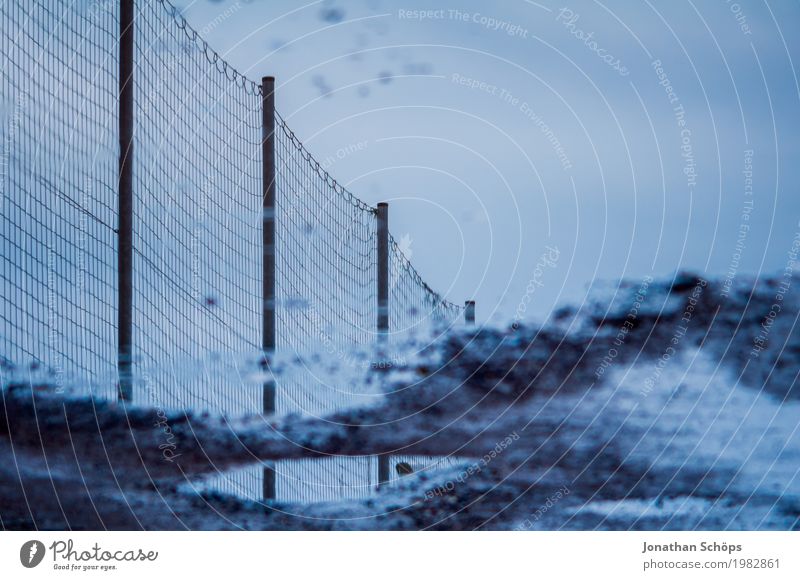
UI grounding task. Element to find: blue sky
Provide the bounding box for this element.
[177,0,800,324]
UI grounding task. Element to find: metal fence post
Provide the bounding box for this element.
[465,300,476,326]
[262,76,276,411]
[262,76,277,501]
[377,202,389,340]
[376,202,390,487]
[118,0,134,402]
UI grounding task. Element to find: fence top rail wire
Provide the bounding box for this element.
[274,111,376,214]
[156,0,462,314]
[157,0,261,95]
[389,234,461,313]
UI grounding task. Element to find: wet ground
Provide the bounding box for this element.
[1,273,798,530]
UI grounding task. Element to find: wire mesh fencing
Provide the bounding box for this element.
[0,0,120,398]
[389,233,464,345]
[274,112,379,417]
[1,0,465,504]
[132,0,262,417]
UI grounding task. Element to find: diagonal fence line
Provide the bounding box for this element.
[0,0,466,504]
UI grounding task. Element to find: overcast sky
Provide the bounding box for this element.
[176,0,800,325]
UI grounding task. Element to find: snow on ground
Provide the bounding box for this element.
[542,350,800,530]
[1,273,799,529]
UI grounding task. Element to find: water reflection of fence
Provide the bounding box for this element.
[0,0,472,503]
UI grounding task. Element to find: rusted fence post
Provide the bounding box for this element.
[376,202,391,487]
[465,300,476,326]
[262,75,277,501]
[117,0,134,401]
[377,202,389,341]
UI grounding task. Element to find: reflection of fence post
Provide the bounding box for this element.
[262,76,277,501]
[117,0,134,401]
[378,454,391,489]
[376,202,390,487]
[465,300,476,326]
